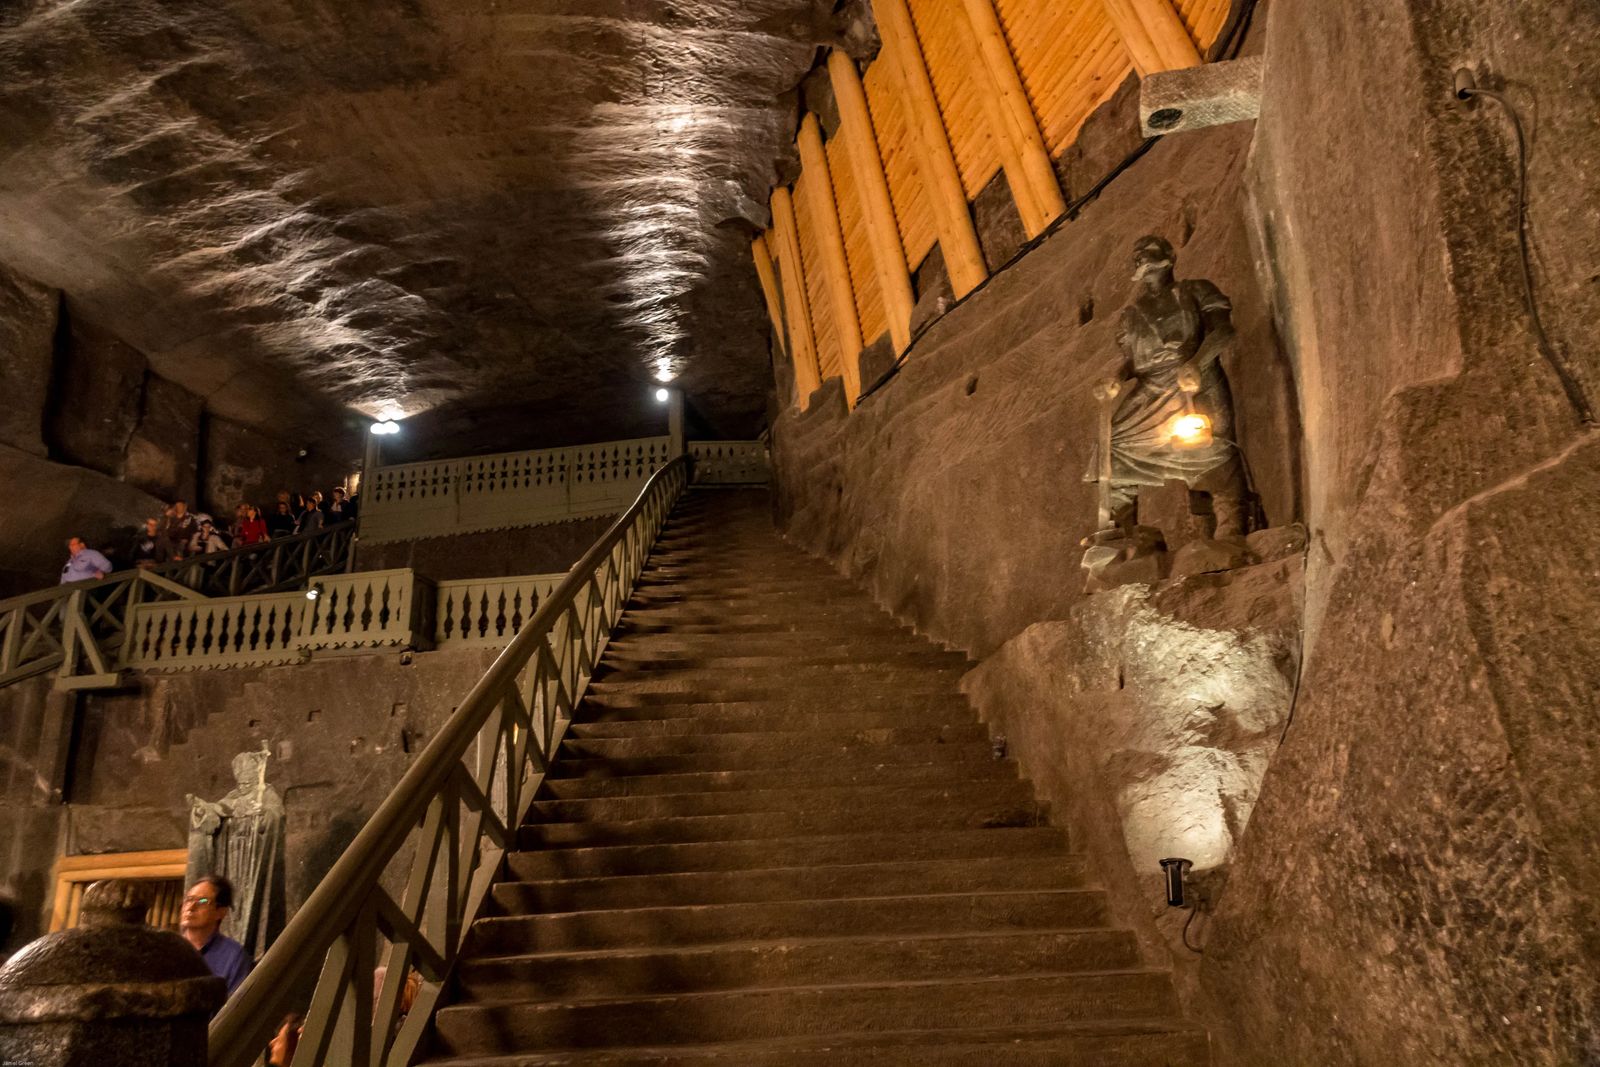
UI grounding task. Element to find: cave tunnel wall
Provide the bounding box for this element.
[770,0,1600,1063]
[0,262,361,598]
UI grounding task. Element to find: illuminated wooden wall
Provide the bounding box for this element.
[756,0,1234,410]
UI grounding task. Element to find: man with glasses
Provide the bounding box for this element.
[180,874,253,997]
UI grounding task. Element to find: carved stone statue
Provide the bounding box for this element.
[1083,235,1250,577]
[185,743,285,958]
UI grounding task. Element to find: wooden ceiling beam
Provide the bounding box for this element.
[1101,0,1202,77]
[768,188,823,408]
[796,114,865,406]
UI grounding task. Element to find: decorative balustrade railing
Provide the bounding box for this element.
[359,436,770,543]
[688,439,770,485]
[0,520,356,691]
[207,455,690,1067]
[435,574,563,649]
[123,593,309,672]
[300,570,434,653]
[360,436,674,543]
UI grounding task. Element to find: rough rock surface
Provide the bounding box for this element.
[0,446,167,598]
[773,102,1302,658]
[355,515,614,581]
[1198,2,1600,1064]
[0,646,500,948]
[961,558,1299,976]
[0,0,838,454]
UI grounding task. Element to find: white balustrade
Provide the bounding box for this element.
[434,574,563,649]
[298,570,432,653]
[689,440,770,485]
[123,594,308,672]
[360,437,673,543]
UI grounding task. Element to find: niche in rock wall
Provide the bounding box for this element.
[40,300,203,502]
[963,548,1304,930]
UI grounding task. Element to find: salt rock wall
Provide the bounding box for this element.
[961,557,1301,974]
[0,646,499,949]
[0,259,361,595]
[355,515,615,581]
[771,91,1301,659]
[1200,1,1600,1064]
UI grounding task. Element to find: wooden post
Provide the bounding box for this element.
[957,0,1066,236]
[768,188,823,408]
[1102,0,1201,77]
[749,234,789,362]
[828,51,915,354]
[873,0,988,298]
[796,114,865,406]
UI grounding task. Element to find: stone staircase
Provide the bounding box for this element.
[418,489,1209,1065]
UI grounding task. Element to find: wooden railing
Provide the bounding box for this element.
[300,570,434,653]
[0,520,357,691]
[207,455,691,1067]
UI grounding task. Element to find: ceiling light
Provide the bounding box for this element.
[654,387,670,403]
[370,420,401,436]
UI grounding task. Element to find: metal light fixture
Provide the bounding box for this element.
[1160,857,1193,907]
[1167,411,1213,450]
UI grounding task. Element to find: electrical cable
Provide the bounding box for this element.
[1181,905,1204,953]
[1458,84,1597,427]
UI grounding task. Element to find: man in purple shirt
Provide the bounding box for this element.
[180,874,254,998]
[59,536,113,584]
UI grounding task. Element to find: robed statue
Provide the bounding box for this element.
[1083,235,1250,574]
[186,743,286,958]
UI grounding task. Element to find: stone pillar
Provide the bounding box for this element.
[667,389,685,459]
[0,880,225,1067]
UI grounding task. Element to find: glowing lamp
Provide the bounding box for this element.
[654,387,670,403]
[1168,411,1212,449]
[369,420,401,436]
[305,583,323,603]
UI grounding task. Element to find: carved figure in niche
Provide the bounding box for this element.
[1082,235,1251,577]
[185,742,285,958]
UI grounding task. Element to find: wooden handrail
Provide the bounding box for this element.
[207,454,692,1067]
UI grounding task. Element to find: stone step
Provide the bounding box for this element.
[430,970,1176,1055]
[503,826,1069,880]
[465,887,1111,956]
[613,617,911,637]
[538,760,1018,800]
[547,740,995,779]
[567,703,976,737]
[584,675,963,702]
[597,649,969,672]
[556,723,988,761]
[528,780,1027,824]
[516,792,1043,849]
[457,927,1131,1001]
[418,1021,1209,1066]
[602,632,948,656]
[489,853,1090,914]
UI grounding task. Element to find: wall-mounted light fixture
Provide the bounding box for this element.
[1159,857,1193,907]
[1167,411,1213,450]
[654,387,670,403]
[370,420,401,436]
[305,583,324,603]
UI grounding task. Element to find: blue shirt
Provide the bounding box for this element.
[199,932,254,996]
[60,549,113,584]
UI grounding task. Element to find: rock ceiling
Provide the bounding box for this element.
[0,0,841,455]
